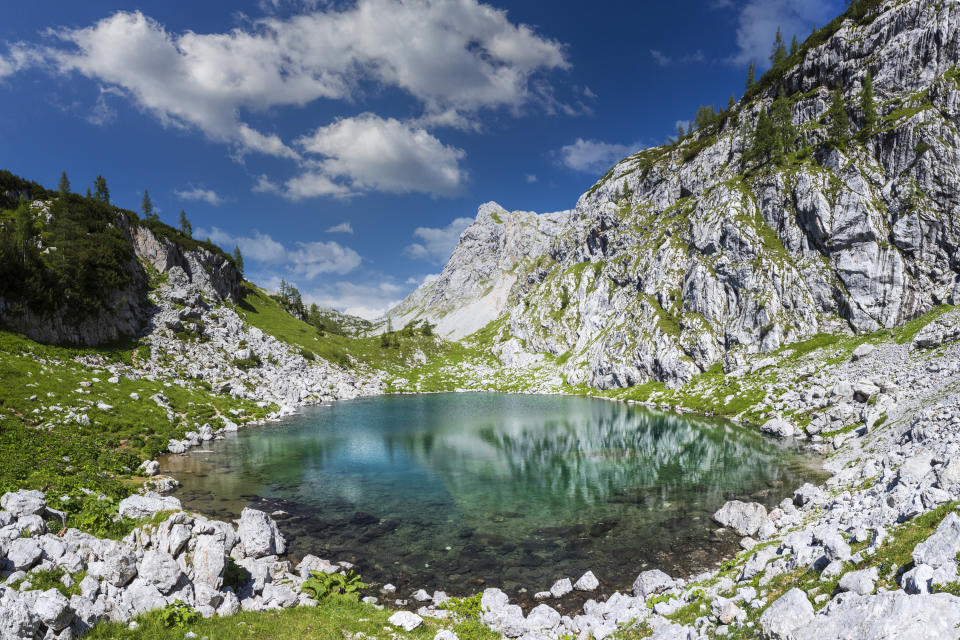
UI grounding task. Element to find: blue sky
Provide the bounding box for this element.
[0,0,844,318]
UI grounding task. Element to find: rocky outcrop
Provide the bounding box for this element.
[0,490,328,638]
[130,224,241,303]
[386,202,572,340]
[389,0,960,389]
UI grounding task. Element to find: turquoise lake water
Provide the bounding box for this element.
[164,393,823,596]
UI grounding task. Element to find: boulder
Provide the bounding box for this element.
[7,538,43,570]
[574,570,599,591]
[193,535,227,589]
[295,554,340,578]
[525,604,561,632]
[549,577,572,598]
[88,547,138,587]
[851,343,875,361]
[837,567,878,595]
[632,569,674,599]
[713,500,768,536]
[138,549,182,594]
[388,611,424,632]
[792,592,960,639]
[34,588,73,632]
[0,490,46,518]
[913,513,960,572]
[238,508,286,558]
[0,595,40,640]
[759,588,814,639]
[118,494,181,520]
[902,564,934,595]
[761,418,795,438]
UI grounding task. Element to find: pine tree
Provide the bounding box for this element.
[141,190,153,217]
[770,26,787,67]
[232,245,244,276]
[827,87,851,147]
[676,123,686,140]
[58,171,70,196]
[771,87,797,161]
[695,105,717,131]
[745,62,756,91]
[13,197,35,265]
[93,175,109,204]
[85,187,92,198]
[728,94,736,110]
[790,35,799,56]
[751,109,778,163]
[179,210,192,237]
[859,71,877,136]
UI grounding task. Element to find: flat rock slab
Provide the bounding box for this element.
[794,592,960,640]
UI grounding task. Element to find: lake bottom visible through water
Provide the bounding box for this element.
[163,393,826,601]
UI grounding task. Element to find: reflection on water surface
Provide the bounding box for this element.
[164,393,824,595]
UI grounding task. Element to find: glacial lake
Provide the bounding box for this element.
[163,393,824,598]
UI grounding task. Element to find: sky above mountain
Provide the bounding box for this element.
[0,0,844,318]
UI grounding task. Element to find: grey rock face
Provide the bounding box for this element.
[237,508,286,559]
[138,550,182,594]
[837,567,878,596]
[386,0,960,389]
[794,592,960,640]
[34,588,73,632]
[913,512,960,571]
[713,500,768,537]
[631,569,674,599]
[388,610,424,631]
[760,588,814,639]
[0,491,46,518]
[117,494,181,520]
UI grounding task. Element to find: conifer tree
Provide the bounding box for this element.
[859,71,877,136]
[676,123,686,141]
[729,94,736,110]
[770,27,787,67]
[790,35,799,56]
[179,210,192,237]
[58,171,70,196]
[13,197,35,265]
[141,190,153,217]
[232,245,244,276]
[771,87,797,161]
[93,175,109,204]
[751,109,778,163]
[745,62,755,91]
[827,87,851,147]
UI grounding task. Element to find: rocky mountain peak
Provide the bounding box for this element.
[390,0,960,389]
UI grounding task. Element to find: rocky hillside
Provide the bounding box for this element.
[0,175,242,346]
[387,202,572,340]
[390,0,960,391]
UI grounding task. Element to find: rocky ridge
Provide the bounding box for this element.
[390,0,960,391]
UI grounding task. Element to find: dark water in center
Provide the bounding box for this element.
[163,393,823,598]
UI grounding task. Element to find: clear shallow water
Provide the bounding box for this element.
[164,393,823,597]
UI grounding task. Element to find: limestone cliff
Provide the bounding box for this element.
[389,0,960,389]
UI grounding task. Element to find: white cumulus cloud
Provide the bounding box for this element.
[726,0,840,67]
[326,222,353,234]
[24,0,569,166]
[557,138,643,174]
[196,226,361,277]
[175,186,225,205]
[303,281,407,320]
[293,114,467,197]
[404,216,474,264]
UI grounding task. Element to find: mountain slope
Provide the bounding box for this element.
[389,0,960,390]
[388,202,572,339]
